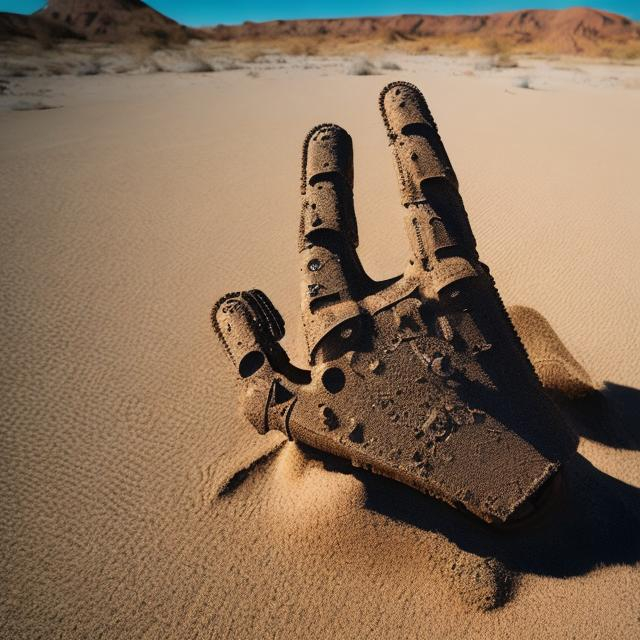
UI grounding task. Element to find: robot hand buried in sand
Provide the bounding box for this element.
[212,81,577,526]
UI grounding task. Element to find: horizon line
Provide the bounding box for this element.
[206,6,634,28]
[1,2,637,28]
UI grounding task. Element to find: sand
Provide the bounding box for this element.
[1,56,640,638]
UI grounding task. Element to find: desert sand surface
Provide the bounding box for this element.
[1,56,640,638]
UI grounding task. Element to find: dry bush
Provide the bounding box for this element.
[380,59,401,70]
[494,52,518,68]
[347,57,377,75]
[513,76,533,89]
[479,38,518,68]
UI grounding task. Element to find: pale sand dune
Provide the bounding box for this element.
[1,60,640,637]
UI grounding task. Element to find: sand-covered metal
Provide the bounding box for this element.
[212,81,577,524]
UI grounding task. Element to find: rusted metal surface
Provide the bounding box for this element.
[212,82,576,524]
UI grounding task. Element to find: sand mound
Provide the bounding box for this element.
[510,305,595,397]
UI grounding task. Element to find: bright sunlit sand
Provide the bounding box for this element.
[2,54,639,636]
[2,0,640,634]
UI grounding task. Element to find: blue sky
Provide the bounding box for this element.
[2,1,638,25]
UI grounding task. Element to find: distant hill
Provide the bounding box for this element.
[0,10,81,41]
[0,3,638,57]
[208,7,640,57]
[0,0,202,44]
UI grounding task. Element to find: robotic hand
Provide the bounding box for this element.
[212,82,576,525]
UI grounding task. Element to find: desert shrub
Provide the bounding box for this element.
[494,52,518,68]
[514,76,532,89]
[347,57,376,75]
[380,60,401,70]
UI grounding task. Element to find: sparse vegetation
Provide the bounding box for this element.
[380,60,402,70]
[0,18,637,82]
[0,5,638,83]
[347,57,377,75]
[494,53,518,68]
[481,38,519,68]
[514,76,533,89]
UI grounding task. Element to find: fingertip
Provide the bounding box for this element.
[301,123,353,194]
[379,81,458,206]
[379,81,436,137]
[211,290,283,377]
